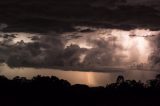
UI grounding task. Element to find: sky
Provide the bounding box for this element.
[0,0,160,71]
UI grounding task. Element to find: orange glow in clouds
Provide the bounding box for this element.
[64,28,160,64]
[110,29,157,63]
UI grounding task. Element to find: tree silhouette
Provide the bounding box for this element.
[116,75,124,84]
[0,74,159,106]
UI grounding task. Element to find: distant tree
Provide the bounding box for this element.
[147,74,160,88]
[155,74,160,88]
[0,75,8,81]
[116,75,124,84]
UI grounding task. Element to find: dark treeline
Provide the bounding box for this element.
[1,75,160,106]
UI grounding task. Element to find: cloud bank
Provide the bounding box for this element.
[0,0,160,33]
[0,0,160,70]
[0,28,158,70]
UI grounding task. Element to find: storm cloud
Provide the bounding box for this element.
[0,0,160,33]
[148,34,160,69]
[0,28,157,70]
[0,0,160,70]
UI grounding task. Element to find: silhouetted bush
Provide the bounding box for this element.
[0,74,160,106]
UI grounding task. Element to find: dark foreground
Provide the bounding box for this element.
[1,75,160,106]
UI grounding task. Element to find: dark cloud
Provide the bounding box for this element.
[82,37,126,66]
[148,35,160,68]
[0,0,160,33]
[0,0,160,71]
[4,32,127,68]
[4,34,87,68]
